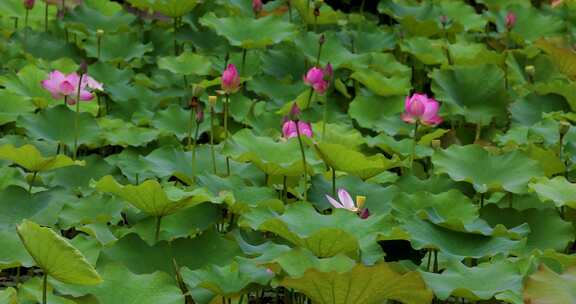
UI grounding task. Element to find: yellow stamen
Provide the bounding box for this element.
[356,196,366,209]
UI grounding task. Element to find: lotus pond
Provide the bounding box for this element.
[1,0,576,303]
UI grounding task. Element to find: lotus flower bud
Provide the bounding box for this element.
[319,34,326,45]
[221,64,240,94]
[289,103,301,120]
[23,0,35,10]
[77,60,88,75]
[505,11,516,30]
[401,93,443,126]
[560,121,571,136]
[431,139,442,150]
[96,29,104,38]
[439,15,449,27]
[252,0,263,15]
[355,196,366,210]
[208,95,217,107]
[196,104,204,123]
[525,65,535,81]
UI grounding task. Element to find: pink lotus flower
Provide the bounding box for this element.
[282,120,313,139]
[303,64,332,95]
[253,0,263,15]
[401,93,442,126]
[505,11,516,30]
[221,64,240,94]
[23,0,35,9]
[41,70,99,105]
[83,75,104,92]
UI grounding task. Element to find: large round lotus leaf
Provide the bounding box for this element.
[240,203,394,260]
[0,230,34,270]
[273,248,355,278]
[530,176,576,208]
[524,264,576,304]
[432,145,544,194]
[58,193,124,228]
[350,68,411,96]
[401,37,448,65]
[391,190,480,233]
[402,218,524,258]
[480,205,574,253]
[291,0,346,25]
[181,259,273,297]
[348,94,406,135]
[100,231,241,275]
[0,90,35,126]
[431,64,510,125]
[94,175,212,217]
[222,129,318,177]
[0,287,17,304]
[157,52,212,76]
[294,32,358,68]
[200,13,296,49]
[314,142,400,180]
[47,155,115,192]
[0,186,64,230]
[97,118,159,147]
[17,105,101,147]
[421,259,523,301]
[127,0,198,17]
[16,220,102,285]
[365,134,434,160]
[505,5,564,42]
[510,93,570,126]
[0,144,84,172]
[64,3,135,34]
[0,65,56,104]
[281,262,433,304]
[53,262,184,304]
[83,33,153,62]
[151,105,210,141]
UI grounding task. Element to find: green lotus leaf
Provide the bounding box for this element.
[0,90,35,125]
[0,287,17,304]
[401,215,525,258]
[480,205,574,253]
[510,93,570,126]
[348,94,406,135]
[222,129,317,177]
[391,190,481,233]
[314,142,400,180]
[181,259,273,297]
[401,37,447,65]
[530,176,576,208]
[524,264,576,304]
[83,32,153,62]
[94,175,211,217]
[273,248,355,278]
[0,144,84,172]
[151,104,210,141]
[17,105,101,147]
[432,145,544,194]
[97,118,159,147]
[52,262,184,304]
[526,145,565,177]
[365,134,434,159]
[350,68,411,96]
[100,231,241,275]
[158,52,212,76]
[448,41,503,66]
[0,186,65,230]
[127,0,198,17]
[291,0,346,25]
[0,65,55,104]
[64,3,136,34]
[534,80,576,110]
[17,276,78,304]
[16,219,102,285]
[281,262,433,304]
[421,259,523,301]
[0,230,34,270]
[294,32,359,68]
[505,5,564,42]
[200,13,296,49]
[535,39,576,80]
[239,203,393,261]
[431,64,510,125]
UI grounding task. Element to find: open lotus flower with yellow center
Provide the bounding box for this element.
[325,189,370,218]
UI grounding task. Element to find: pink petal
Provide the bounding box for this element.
[298,122,313,138]
[325,194,344,209]
[80,90,94,101]
[337,189,355,210]
[312,80,328,95]
[401,113,416,124]
[421,99,440,122]
[282,120,297,139]
[59,81,76,96]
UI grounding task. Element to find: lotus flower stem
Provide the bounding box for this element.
[210,105,217,175]
[315,40,323,66]
[191,111,200,183]
[295,121,308,201]
[331,167,336,196]
[44,1,48,32]
[282,175,287,201]
[72,73,84,161]
[154,216,162,242]
[224,94,231,176]
[287,0,292,22]
[410,121,419,169]
[241,48,247,76]
[433,250,438,273]
[475,124,481,142]
[426,249,432,271]
[322,100,328,139]
[42,273,47,304]
[173,17,178,56]
[24,9,29,43]
[305,88,314,108]
[28,171,37,194]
